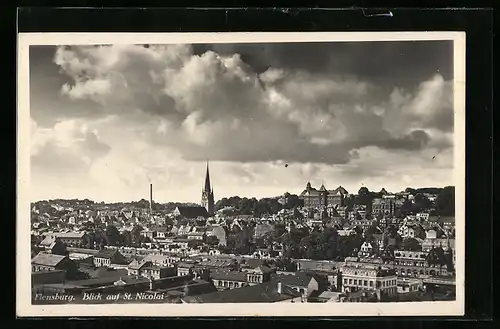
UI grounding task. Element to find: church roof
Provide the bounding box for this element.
[175,206,210,219]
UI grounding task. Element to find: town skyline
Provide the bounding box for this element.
[30,41,454,203]
[30,174,455,205]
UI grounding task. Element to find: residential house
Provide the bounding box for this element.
[93,248,128,267]
[31,252,77,275]
[142,254,173,267]
[358,241,375,257]
[273,271,319,299]
[398,223,425,239]
[416,213,430,222]
[140,227,155,239]
[187,231,206,241]
[127,259,176,280]
[154,227,170,239]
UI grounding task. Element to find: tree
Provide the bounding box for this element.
[436,186,455,216]
[414,193,432,211]
[131,225,144,245]
[51,238,68,256]
[188,240,203,249]
[105,225,121,246]
[206,235,220,247]
[402,237,422,251]
[290,208,302,220]
[121,230,133,246]
[284,194,304,209]
[358,187,373,212]
[365,223,380,238]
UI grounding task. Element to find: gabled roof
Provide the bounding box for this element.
[175,206,210,219]
[128,259,151,270]
[95,248,120,259]
[272,272,313,287]
[31,252,68,267]
[209,269,247,282]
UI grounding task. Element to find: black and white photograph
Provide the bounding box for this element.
[17,32,465,317]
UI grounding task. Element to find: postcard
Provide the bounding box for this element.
[17,31,465,317]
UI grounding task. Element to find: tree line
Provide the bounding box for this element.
[215,193,304,217]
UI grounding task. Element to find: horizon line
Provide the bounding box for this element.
[30,185,455,205]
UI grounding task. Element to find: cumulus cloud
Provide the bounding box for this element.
[31,118,110,174]
[27,42,456,201]
[53,44,454,166]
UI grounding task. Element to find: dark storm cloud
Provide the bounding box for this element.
[194,41,453,90]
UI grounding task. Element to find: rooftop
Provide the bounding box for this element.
[182,280,302,303]
[31,252,68,267]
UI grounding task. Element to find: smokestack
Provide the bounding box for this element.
[150,183,153,214]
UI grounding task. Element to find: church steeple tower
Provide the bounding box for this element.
[201,161,215,216]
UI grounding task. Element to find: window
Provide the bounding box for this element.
[344,278,347,284]
[364,280,368,286]
[369,281,373,287]
[354,280,357,285]
[349,279,352,285]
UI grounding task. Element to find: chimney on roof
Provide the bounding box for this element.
[277,281,282,294]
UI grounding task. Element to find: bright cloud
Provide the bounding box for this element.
[28,43,455,202]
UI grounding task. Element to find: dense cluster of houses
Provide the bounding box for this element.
[30,183,456,304]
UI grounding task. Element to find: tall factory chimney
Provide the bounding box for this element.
[149,183,153,215]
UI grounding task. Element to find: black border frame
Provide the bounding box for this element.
[10,6,494,325]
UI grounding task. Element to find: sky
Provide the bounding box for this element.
[29,40,455,203]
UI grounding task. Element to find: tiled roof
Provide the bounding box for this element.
[128,259,150,270]
[143,254,169,264]
[209,269,247,282]
[31,252,68,267]
[182,280,302,303]
[54,232,86,239]
[95,249,119,259]
[175,207,209,218]
[272,272,313,287]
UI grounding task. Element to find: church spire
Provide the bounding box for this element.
[201,160,215,216]
[204,160,211,192]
